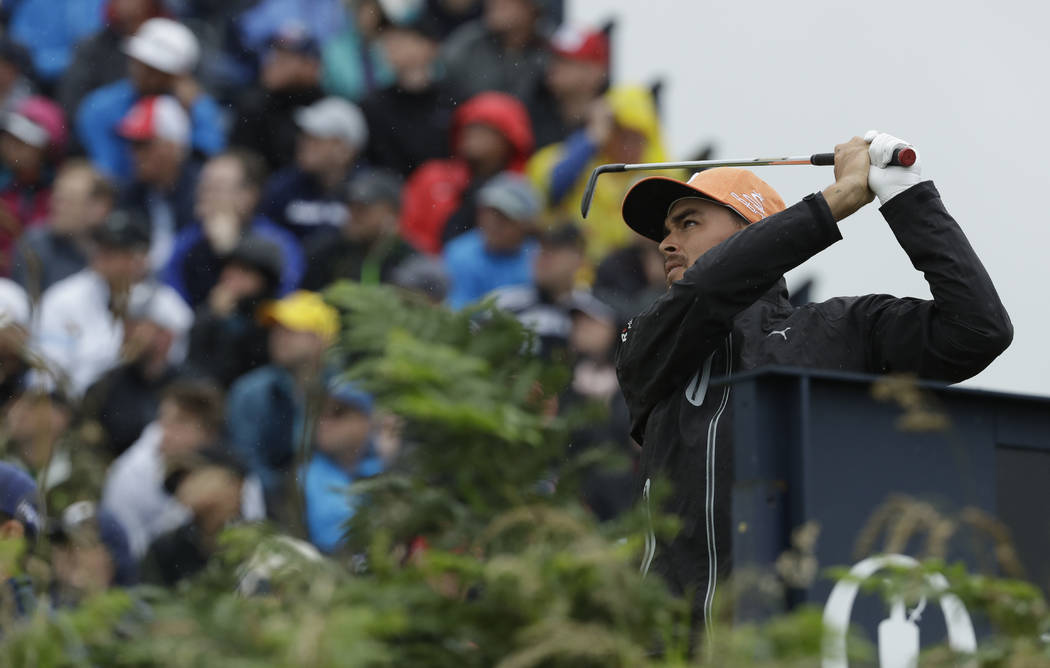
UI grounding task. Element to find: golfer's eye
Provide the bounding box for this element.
[683,219,700,229]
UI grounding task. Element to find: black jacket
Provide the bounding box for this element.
[616,182,1012,627]
[230,86,325,172]
[359,83,458,178]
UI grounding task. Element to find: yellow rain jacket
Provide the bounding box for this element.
[527,85,676,266]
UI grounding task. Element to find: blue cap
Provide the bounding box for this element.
[327,380,373,415]
[52,501,137,586]
[266,23,320,58]
[0,463,40,535]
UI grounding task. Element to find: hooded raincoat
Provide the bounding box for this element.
[527,85,674,264]
[399,92,533,254]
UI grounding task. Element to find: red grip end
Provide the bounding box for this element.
[897,147,917,167]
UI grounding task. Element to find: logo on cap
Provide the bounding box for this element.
[729,191,767,218]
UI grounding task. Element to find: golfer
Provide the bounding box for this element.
[616,132,1012,630]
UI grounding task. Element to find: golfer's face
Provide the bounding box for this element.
[659,198,743,286]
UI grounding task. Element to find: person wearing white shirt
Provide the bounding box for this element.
[32,210,191,396]
[102,379,265,558]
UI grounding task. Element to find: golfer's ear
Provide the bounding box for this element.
[0,519,25,540]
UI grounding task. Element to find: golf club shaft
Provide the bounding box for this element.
[618,153,835,172]
[580,148,915,217]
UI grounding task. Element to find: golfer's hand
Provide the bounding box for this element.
[865,130,923,206]
[822,136,875,221]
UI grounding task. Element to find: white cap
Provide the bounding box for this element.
[124,18,200,75]
[129,282,194,364]
[294,97,368,150]
[0,278,29,328]
[117,95,190,147]
[4,113,49,148]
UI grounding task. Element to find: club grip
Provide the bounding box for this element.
[890,146,917,167]
[811,147,917,168]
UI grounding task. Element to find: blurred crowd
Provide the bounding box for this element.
[0,0,674,616]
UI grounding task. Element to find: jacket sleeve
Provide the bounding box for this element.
[547,131,598,206]
[851,181,1012,382]
[76,85,130,181]
[616,193,842,438]
[189,94,228,157]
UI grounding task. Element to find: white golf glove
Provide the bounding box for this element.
[865,130,923,206]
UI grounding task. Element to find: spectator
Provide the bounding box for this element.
[229,25,325,171]
[12,161,116,300]
[0,97,69,273]
[439,0,549,105]
[0,36,35,118]
[227,291,338,504]
[360,12,458,177]
[81,283,193,458]
[236,0,349,57]
[32,210,156,396]
[0,280,31,405]
[527,84,672,264]
[320,0,394,102]
[103,379,264,559]
[260,97,367,239]
[592,233,665,321]
[57,0,169,117]
[139,446,254,586]
[529,25,610,149]
[301,169,416,291]
[443,172,540,309]
[0,390,106,511]
[117,95,200,270]
[400,91,533,254]
[48,501,137,608]
[490,222,585,359]
[302,380,383,553]
[563,292,634,522]
[76,17,225,182]
[391,255,450,303]
[164,150,304,307]
[0,463,40,622]
[184,238,283,388]
[422,0,483,40]
[7,0,107,86]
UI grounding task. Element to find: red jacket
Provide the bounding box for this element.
[400,92,533,254]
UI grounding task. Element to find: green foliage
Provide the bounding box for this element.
[2,283,1048,666]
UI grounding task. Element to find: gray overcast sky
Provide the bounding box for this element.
[569,0,1049,397]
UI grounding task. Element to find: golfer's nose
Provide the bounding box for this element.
[659,231,678,255]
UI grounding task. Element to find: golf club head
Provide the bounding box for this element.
[580,163,626,219]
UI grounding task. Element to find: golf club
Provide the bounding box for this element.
[579,147,916,218]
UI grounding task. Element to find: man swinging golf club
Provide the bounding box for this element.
[616,131,1012,634]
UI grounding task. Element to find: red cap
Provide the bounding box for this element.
[550,25,609,66]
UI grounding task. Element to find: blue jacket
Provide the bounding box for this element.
[443,229,538,310]
[9,0,105,82]
[302,451,383,553]
[227,365,304,504]
[76,79,226,182]
[163,215,305,306]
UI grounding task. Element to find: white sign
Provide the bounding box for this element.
[822,554,977,668]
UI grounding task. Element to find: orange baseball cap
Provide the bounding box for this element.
[621,167,787,242]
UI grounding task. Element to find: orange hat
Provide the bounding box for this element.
[621,167,786,242]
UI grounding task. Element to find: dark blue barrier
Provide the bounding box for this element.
[721,367,1050,642]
